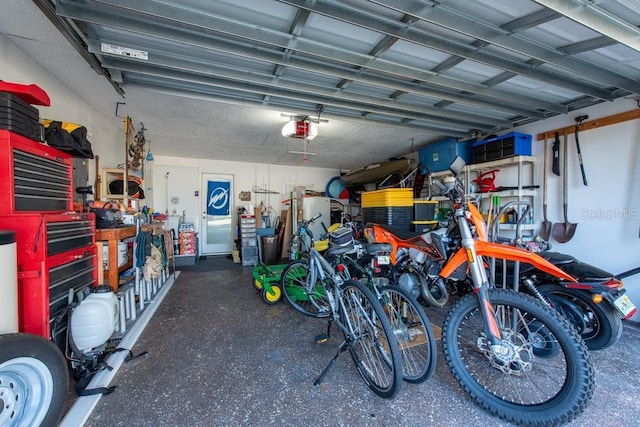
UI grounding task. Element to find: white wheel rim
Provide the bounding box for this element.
[0,357,54,427]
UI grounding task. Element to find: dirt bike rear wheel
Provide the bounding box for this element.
[537,284,623,350]
[442,289,594,426]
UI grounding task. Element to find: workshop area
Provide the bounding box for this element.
[1,1,640,426]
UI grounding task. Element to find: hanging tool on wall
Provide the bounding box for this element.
[574,115,589,186]
[552,132,561,176]
[552,130,577,243]
[94,155,101,201]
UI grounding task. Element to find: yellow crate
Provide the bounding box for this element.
[361,188,414,208]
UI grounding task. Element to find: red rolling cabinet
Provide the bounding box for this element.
[0,213,97,341]
[0,130,97,348]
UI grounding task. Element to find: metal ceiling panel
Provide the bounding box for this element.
[3,0,636,169]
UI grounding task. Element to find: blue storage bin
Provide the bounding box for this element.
[473,132,531,163]
[419,138,473,172]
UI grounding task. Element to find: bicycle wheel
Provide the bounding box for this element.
[442,289,595,426]
[339,280,402,398]
[280,260,330,318]
[379,286,437,384]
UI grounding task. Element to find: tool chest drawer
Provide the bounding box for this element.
[0,130,73,213]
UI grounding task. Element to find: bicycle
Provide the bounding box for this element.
[280,214,403,398]
[326,236,438,384]
[281,215,436,384]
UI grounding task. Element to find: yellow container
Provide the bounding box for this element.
[361,188,414,208]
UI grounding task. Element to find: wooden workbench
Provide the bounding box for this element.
[96,226,136,291]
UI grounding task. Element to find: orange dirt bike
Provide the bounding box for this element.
[367,192,636,350]
[366,157,594,426]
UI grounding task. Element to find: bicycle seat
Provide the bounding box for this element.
[326,244,357,257]
[365,243,392,255]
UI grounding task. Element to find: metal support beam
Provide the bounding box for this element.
[533,0,640,52]
[56,0,559,116]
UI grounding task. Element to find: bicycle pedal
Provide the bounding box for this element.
[314,333,329,344]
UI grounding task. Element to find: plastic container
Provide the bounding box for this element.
[473,132,532,163]
[262,235,278,265]
[0,230,18,334]
[70,285,118,353]
[419,138,473,172]
[102,241,128,269]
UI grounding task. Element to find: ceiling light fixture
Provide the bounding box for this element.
[281,119,318,140]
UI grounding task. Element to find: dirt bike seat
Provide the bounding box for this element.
[365,243,393,255]
[538,251,576,265]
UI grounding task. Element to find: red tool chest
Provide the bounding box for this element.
[0,129,73,213]
[0,212,97,342]
[0,127,96,349]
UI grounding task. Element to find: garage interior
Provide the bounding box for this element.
[1,0,640,426]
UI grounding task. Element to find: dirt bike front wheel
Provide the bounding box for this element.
[442,289,595,426]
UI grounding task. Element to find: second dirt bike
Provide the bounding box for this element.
[366,193,636,350]
[371,157,594,425]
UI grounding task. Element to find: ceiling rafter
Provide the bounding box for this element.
[265,8,311,105]
[55,0,563,117]
[280,0,619,99]
[371,0,640,92]
[122,79,470,137]
[532,0,640,52]
[96,49,508,130]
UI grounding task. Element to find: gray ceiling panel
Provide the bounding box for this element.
[6,0,638,169]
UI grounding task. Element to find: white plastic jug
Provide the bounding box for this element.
[70,285,118,353]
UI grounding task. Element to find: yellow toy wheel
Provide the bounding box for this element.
[253,278,264,290]
[262,285,281,305]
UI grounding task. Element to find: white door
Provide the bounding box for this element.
[201,174,234,254]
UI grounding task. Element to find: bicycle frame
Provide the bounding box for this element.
[308,247,376,341]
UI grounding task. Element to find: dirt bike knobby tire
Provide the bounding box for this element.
[442,289,595,426]
[537,283,623,350]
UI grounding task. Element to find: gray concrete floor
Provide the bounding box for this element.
[81,264,640,427]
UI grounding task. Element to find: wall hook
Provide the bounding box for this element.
[115,101,126,117]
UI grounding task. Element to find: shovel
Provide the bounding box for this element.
[539,136,552,241]
[552,130,577,243]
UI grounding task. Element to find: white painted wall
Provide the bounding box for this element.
[512,99,640,320]
[0,33,124,175]
[151,155,338,254]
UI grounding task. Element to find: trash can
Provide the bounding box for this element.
[262,235,278,265]
[0,230,18,334]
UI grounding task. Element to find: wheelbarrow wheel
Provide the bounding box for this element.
[262,285,282,304]
[253,278,264,291]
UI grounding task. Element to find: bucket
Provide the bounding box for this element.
[101,241,129,269]
[0,230,18,334]
[262,235,278,265]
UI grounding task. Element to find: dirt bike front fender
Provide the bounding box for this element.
[440,241,577,283]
